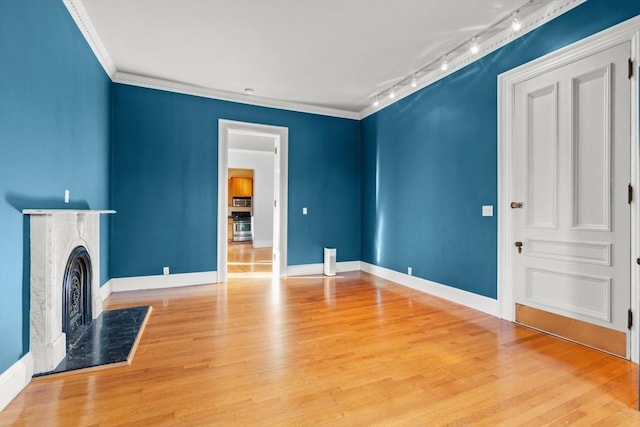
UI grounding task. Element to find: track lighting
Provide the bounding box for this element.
[370,0,533,110]
[511,12,522,32]
[470,37,480,55]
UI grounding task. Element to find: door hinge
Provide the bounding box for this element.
[274,199,277,208]
[629,58,634,79]
[628,308,633,329]
[274,145,278,155]
[510,202,523,209]
[628,183,633,204]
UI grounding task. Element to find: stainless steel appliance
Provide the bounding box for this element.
[232,197,252,207]
[231,211,252,242]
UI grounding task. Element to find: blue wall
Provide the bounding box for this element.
[0,0,111,373]
[1,0,638,381]
[361,0,640,299]
[110,85,361,278]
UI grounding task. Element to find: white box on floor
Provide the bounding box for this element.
[324,247,336,276]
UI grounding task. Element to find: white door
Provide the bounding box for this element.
[512,41,631,357]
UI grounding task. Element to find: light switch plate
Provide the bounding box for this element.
[482,205,494,217]
[303,207,308,215]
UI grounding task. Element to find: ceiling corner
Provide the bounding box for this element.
[63,0,117,79]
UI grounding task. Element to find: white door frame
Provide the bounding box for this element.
[498,17,640,362]
[217,119,288,283]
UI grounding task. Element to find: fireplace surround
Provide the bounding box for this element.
[23,209,114,374]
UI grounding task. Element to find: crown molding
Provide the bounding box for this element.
[359,0,586,119]
[64,0,583,121]
[63,1,358,120]
[112,72,360,120]
[63,0,116,78]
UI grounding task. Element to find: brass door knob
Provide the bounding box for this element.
[515,241,523,253]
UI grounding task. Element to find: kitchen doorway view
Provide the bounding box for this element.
[219,120,288,281]
[227,166,273,278]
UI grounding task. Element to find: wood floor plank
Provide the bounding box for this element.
[1,245,638,425]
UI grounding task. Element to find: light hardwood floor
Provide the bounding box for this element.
[1,245,638,425]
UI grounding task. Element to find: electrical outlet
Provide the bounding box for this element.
[163,266,170,275]
[303,207,308,215]
[482,205,494,217]
[64,189,70,203]
[407,266,412,276]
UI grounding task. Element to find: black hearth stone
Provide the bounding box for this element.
[34,306,151,377]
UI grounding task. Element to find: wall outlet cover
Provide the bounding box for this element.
[482,205,494,217]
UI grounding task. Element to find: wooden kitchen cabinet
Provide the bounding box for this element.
[227,218,233,241]
[230,177,253,197]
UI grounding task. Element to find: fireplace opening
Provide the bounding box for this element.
[62,246,93,349]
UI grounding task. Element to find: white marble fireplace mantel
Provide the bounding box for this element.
[23,209,116,215]
[23,208,115,373]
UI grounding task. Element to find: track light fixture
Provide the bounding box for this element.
[511,12,522,32]
[470,37,480,55]
[369,0,535,110]
[440,56,449,72]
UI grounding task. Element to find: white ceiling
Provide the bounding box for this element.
[78,0,556,115]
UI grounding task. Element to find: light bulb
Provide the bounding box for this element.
[470,37,480,55]
[389,87,396,99]
[411,74,418,88]
[441,57,449,71]
[511,14,522,32]
[373,96,379,107]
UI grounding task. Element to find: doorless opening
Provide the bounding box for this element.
[217,120,288,283]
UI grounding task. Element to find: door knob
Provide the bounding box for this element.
[515,241,523,254]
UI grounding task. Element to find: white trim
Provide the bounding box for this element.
[360,0,586,118]
[62,0,117,78]
[218,120,288,283]
[0,353,33,413]
[361,262,499,317]
[109,271,218,293]
[99,279,113,302]
[498,15,640,362]
[114,72,359,120]
[286,261,362,277]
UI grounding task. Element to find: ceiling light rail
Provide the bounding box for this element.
[370,0,537,108]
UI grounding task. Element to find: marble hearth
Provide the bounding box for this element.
[23,209,114,374]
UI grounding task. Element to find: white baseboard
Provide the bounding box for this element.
[361,262,499,317]
[0,353,33,413]
[110,271,219,292]
[252,240,272,248]
[105,263,496,319]
[99,279,113,302]
[286,261,362,277]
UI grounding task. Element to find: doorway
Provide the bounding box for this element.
[217,120,288,283]
[498,20,640,361]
